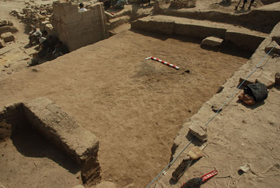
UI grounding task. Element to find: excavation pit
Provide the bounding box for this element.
[0,99,100,188]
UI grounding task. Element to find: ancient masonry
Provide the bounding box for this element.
[10,1,107,52]
[0,98,101,186]
[51,2,107,51]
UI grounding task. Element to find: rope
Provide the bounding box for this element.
[146,44,276,188]
[146,138,193,188]
[204,44,276,127]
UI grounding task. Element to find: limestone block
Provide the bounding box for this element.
[131,19,175,35]
[0,32,15,42]
[201,36,223,47]
[188,122,207,142]
[271,23,280,44]
[174,23,226,39]
[22,97,99,166]
[0,20,13,27]
[40,21,51,31]
[81,9,96,20]
[0,39,5,47]
[105,11,114,21]
[96,181,117,188]
[0,26,18,35]
[225,30,265,52]
[45,24,58,37]
[62,3,79,14]
[60,12,82,24]
[265,40,280,55]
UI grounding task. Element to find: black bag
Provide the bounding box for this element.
[244,83,268,102]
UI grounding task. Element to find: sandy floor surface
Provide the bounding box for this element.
[1,0,276,188]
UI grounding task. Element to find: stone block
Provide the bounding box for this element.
[62,3,79,14]
[0,26,18,35]
[188,122,207,142]
[45,24,58,37]
[201,36,223,47]
[81,9,96,20]
[225,30,265,52]
[174,23,226,38]
[265,40,280,55]
[0,39,5,47]
[131,19,175,35]
[0,32,15,42]
[22,97,99,166]
[0,20,13,27]
[271,23,280,44]
[60,12,83,24]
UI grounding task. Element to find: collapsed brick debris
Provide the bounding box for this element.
[10,2,53,31]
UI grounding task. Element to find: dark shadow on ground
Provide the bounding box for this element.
[129,28,171,41]
[10,117,80,174]
[219,41,252,58]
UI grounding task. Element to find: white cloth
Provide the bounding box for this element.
[39,36,46,44]
[79,7,87,12]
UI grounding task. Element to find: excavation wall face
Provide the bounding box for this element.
[52,2,106,52]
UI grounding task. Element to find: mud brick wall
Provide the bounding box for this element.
[52,2,106,51]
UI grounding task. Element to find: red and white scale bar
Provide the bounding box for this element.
[145,56,179,70]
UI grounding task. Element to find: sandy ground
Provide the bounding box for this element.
[0,0,276,188]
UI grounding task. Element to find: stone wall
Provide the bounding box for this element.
[52,2,107,52]
[0,98,101,185]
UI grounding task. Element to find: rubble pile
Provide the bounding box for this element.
[170,0,196,9]
[0,20,17,48]
[10,2,53,32]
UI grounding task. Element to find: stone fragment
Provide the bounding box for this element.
[0,39,5,47]
[201,36,223,47]
[271,23,280,44]
[0,20,13,27]
[0,32,15,42]
[265,40,280,55]
[4,63,10,68]
[0,26,19,35]
[189,123,207,142]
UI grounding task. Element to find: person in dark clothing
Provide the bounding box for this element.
[52,41,69,59]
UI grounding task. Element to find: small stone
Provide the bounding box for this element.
[0,32,15,43]
[0,39,5,47]
[239,164,251,173]
[211,105,222,113]
[201,36,223,47]
[4,63,11,68]
[265,41,280,55]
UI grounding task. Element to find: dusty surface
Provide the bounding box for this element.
[0,0,278,188]
[155,23,280,188]
[0,121,81,188]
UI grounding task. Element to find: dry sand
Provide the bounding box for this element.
[0,0,279,188]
